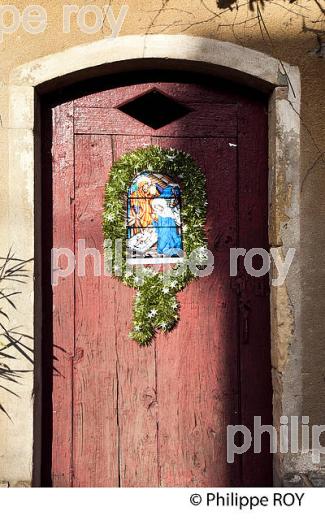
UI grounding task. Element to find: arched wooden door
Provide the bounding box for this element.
[43,73,272,487]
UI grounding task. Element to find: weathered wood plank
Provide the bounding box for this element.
[237,98,273,486]
[113,135,160,487]
[74,81,241,108]
[73,134,119,486]
[52,101,75,487]
[74,105,237,137]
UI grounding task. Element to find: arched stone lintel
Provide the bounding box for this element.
[10,35,291,91]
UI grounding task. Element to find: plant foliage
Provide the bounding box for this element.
[0,250,33,418]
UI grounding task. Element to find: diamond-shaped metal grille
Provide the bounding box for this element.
[117,89,192,129]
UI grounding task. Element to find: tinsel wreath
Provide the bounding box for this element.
[103,146,207,346]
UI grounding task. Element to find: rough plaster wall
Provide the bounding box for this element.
[0,0,324,483]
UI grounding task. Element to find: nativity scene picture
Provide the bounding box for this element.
[127,171,183,263]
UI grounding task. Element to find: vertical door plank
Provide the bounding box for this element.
[73,135,119,486]
[238,99,273,486]
[52,101,75,487]
[113,135,160,487]
[152,137,240,486]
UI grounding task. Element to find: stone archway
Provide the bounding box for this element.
[4,35,301,486]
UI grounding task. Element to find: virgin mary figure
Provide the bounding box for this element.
[151,198,182,256]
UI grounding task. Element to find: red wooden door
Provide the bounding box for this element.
[46,75,272,487]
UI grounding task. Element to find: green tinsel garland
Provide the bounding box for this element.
[103,146,207,346]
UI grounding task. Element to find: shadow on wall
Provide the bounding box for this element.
[146,0,325,57]
[0,250,33,419]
